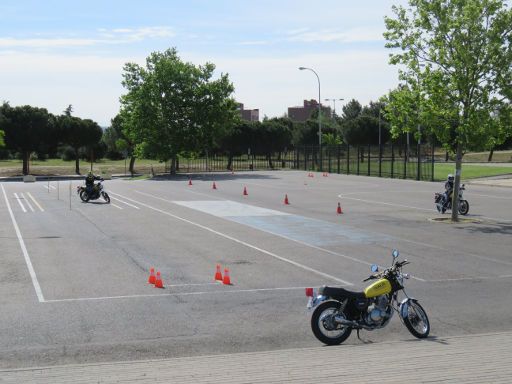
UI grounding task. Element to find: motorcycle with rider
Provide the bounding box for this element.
[434,174,469,215]
[77,172,110,203]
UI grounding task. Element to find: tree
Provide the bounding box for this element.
[120,48,238,174]
[384,0,512,220]
[341,99,363,120]
[0,103,55,175]
[60,116,102,174]
[257,117,293,168]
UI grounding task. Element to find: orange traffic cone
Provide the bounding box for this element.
[223,268,232,285]
[337,202,343,214]
[214,264,223,282]
[212,181,217,190]
[154,271,164,288]
[188,179,193,186]
[148,267,156,284]
[284,194,289,205]
[243,186,248,196]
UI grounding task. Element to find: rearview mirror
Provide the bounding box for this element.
[392,249,399,259]
[371,264,379,273]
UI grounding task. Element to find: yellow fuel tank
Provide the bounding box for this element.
[364,278,392,298]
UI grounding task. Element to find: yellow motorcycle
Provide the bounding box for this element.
[306,250,430,345]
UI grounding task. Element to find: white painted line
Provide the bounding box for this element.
[27,192,44,212]
[20,193,35,212]
[43,286,326,303]
[2,185,45,302]
[110,196,140,209]
[338,194,434,212]
[424,274,512,283]
[338,194,512,223]
[164,282,218,288]
[13,192,27,213]
[42,184,56,190]
[110,191,352,286]
[111,203,123,210]
[468,193,512,200]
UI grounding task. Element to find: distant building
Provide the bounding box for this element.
[237,103,259,122]
[288,99,331,122]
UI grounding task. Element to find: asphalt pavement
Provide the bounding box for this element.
[1,171,511,381]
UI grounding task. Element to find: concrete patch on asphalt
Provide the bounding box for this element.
[173,200,391,246]
[173,200,289,217]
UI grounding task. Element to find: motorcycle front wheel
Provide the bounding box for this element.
[102,192,110,204]
[458,200,469,215]
[403,301,430,339]
[79,190,90,202]
[311,301,352,345]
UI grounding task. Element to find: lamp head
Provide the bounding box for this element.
[298,67,306,70]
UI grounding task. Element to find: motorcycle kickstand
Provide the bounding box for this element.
[356,328,373,344]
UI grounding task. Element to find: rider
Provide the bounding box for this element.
[441,174,455,213]
[85,171,102,195]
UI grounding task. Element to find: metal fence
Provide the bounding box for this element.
[166,143,434,181]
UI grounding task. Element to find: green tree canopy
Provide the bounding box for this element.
[120,48,238,173]
[384,0,512,220]
[0,103,55,175]
[60,115,103,174]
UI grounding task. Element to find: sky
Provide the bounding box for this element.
[0,0,409,126]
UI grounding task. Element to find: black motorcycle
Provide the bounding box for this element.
[77,180,110,203]
[435,184,469,215]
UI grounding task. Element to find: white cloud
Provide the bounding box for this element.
[287,27,385,43]
[0,26,175,49]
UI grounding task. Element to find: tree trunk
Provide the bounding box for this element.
[129,156,136,175]
[488,148,494,162]
[445,151,449,161]
[450,142,463,222]
[22,151,29,175]
[75,148,80,174]
[227,154,233,171]
[170,154,177,175]
[267,153,273,169]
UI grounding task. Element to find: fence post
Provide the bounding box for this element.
[431,142,435,181]
[417,143,421,181]
[357,147,360,175]
[403,145,407,179]
[391,143,394,178]
[328,146,332,173]
[367,143,371,176]
[347,144,350,174]
[337,145,341,174]
[379,143,382,177]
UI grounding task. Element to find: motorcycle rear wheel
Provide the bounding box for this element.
[311,301,352,345]
[403,301,430,339]
[458,200,469,215]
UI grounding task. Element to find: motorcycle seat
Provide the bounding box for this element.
[319,285,366,300]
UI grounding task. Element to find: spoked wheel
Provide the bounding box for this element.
[102,192,110,204]
[311,301,352,345]
[79,190,90,202]
[458,200,469,215]
[403,301,430,339]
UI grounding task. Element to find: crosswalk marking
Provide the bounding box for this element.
[13,193,27,213]
[26,192,44,212]
[20,193,35,212]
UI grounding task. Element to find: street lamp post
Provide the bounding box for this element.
[417,63,425,181]
[325,98,344,120]
[299,66,322,171]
